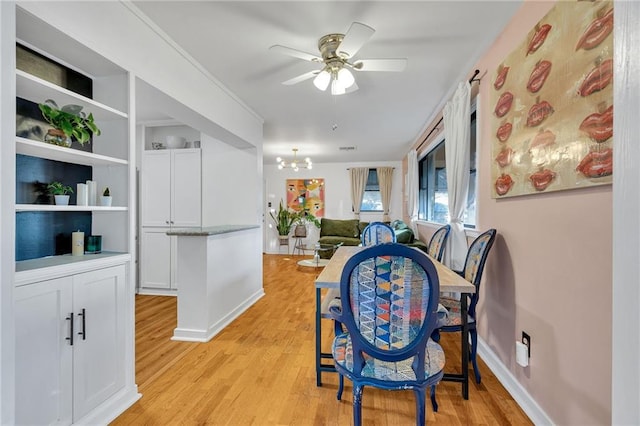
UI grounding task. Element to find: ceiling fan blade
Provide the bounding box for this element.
[338,22,375,58]
[282,70,319,86]
[269,45,322,63]
[353,59,407,72]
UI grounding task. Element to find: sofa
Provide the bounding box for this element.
[317,218,428,258]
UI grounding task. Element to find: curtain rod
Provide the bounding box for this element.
[346,167,395,170]
[416,69,481,152]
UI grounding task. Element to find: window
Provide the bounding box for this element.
[418,110,477,227]
[361,169,382,212]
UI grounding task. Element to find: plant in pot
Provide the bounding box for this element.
[100,187,113,207]
[269,200,295,245]
[47,181,74,206]
[292,209,321,238]
[38,99,101,147]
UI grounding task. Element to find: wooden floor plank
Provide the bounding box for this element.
[112,254,532,425]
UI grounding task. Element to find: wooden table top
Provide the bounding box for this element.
[315,245,475,294]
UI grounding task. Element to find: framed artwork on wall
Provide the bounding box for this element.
[286,178,325,218]
[490,1,613,198]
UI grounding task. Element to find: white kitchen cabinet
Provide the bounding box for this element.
[140,229,178,290]
[15,264,127,425]
[141,149,202,227]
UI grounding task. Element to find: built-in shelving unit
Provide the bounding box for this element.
[16,136,128,166]
[15,204,128,212]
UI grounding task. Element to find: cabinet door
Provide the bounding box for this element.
[142,151,171,226]
[72,265,126,421]
[140,229,172,289]
[171,149,201,227]
[15,277,73,426]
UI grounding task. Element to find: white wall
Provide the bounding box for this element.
[263,160,402,254]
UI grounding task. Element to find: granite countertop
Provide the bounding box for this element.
[166,224,260,236]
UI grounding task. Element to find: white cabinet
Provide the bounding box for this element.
[141,149,201,227]
[140,229,177,290]
[15,265,127,425]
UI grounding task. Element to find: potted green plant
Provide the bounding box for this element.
[100,187,112,207]
[269,200,296,244]
[292,209,321,237]
[47,181,74,205]
[38,99,101,147]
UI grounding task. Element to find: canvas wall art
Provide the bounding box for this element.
[490,1,613,198]
[286,178,325,218]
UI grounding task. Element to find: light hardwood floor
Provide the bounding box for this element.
[112,254,532,425]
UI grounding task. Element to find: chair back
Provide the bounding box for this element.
[339,244,440,376]
[462,229,497,317]
[427,224,451,262]
[360,222,396,246]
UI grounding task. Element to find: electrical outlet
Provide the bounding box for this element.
[522,331,531,358]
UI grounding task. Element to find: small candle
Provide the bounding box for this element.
[77,183,88,206]
[86,180,97,206]
[72,231,84,256]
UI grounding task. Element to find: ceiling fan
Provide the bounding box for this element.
[270,22,407,95]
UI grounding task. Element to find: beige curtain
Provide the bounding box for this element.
[349,168,369,219]
[377,167,393,222]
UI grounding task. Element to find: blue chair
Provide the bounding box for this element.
[360,221,396,246]
[427,224,451,262]
[435,228,496,385]
[329,244,445,426]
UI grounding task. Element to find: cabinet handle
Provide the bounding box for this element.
[170,221,174,224]
[65,313,74,346]
[166,220,170,224]
[77,308,86,341]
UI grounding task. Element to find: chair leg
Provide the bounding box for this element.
[471,329,481,384]
[430,385,438,412]
[337,374,344,400]
[414,387,426,426]
[353,384,363,426]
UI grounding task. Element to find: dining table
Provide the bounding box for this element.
[313,245,476,399]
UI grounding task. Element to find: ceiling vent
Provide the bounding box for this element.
[339,146,357,151]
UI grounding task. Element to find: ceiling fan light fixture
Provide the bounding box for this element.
[313,69,331,91]
[331,78,346,95]
[337,67,355,88]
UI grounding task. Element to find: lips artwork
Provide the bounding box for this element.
[495,147,514,168]
[579,105,613,142]
[496,122,513,143]
[490,1,612,198]
[494,65,510,90]
[526,100,554,127]
[527,60,552,93]
[529,169,556,191]
[495,174,515,196]
[527,23,552,56]
[578,58,613,97]
[576,148,613,178]
[494,92,514,118]
[576,8,613,51]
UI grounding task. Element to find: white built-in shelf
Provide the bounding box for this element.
[16,69,128,121]
[16,204,128,212]
[16,137,128,166]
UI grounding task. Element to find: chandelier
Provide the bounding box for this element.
[277,148,312,171]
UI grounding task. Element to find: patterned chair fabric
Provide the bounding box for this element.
[329,243,444,426]
[360,222,396,246]
[427,224,451,262]
[435,228,496,385]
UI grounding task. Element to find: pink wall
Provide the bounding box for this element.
[473,1,612,424]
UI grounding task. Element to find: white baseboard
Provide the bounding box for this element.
[477,337,554,425]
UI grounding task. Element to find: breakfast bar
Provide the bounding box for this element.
[167,224,263,342]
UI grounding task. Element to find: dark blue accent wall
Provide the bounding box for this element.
[16,154,92,261]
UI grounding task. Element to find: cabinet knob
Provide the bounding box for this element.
[166,220,170,224]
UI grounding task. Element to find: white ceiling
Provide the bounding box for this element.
[133,1,522,164]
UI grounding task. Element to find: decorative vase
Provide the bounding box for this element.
[99,196,113,207]
[54,195,70,205]
[44,128,71,147]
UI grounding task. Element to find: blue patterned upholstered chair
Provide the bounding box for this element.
[360,221,396,246]
[427,224,451,262]
[329,243,445,426]
[436,228,496,385]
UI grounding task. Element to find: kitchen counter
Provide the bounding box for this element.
[166,224,259,236]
